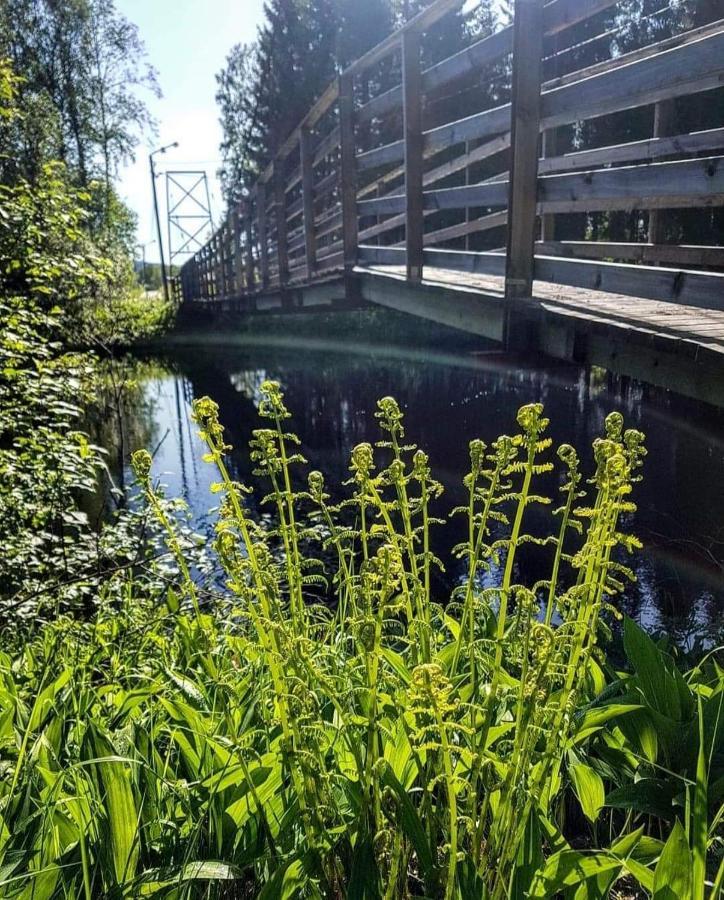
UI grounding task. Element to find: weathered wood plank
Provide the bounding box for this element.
[274,164,289,287]
[534,255,724,310]
[539,155,724,208]
[536,241,724,268]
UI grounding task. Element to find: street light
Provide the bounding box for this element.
[149,141,179,302]
[136,240,154,292]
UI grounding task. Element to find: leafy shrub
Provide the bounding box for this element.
[1,383,720,897]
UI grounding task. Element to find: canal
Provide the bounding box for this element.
[93,310,724,651]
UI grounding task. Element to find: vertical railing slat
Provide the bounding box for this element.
[402,28,424,283]
[257,183,270,289]
[300,126,317,279]
[504,0,544,345]
[274,162,289,287]
[338,72,358,271]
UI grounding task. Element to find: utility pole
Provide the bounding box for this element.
[149,142,178,302]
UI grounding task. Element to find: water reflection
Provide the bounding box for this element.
[115,337,723,649]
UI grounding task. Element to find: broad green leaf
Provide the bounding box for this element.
[606,778,678,821]
[258,858,306,900]
[529,849,622,897]
[653,821,693,900]
[87,727,139,887]
[570,763,605,823]
[348,834,381,900]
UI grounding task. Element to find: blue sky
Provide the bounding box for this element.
[117,0,265,263]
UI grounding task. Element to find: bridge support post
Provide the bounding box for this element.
[300,126,317,280]
[504,0,544,350]
[402,28,424,283]
[339,72,358,272]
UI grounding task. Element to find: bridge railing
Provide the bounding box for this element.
[176,0,724,316]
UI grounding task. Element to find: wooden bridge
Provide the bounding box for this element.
[174,0,724,404]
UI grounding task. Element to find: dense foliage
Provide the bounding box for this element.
[1,382,720,897]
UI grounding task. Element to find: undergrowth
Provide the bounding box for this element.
[0,383,721,898]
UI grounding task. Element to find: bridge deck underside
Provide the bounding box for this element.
[357,264,724,360]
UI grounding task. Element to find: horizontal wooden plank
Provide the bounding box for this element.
[539,155,724,208]
[539,127,724,175]
[537,241,724,268]
[359,245,406,265]
[423,209,508,245]
[542,28,724,129]
[534,255,724,310]
[316,250,344,270]
[424,248,506,276]
[546,16,724,92]
[359,177,509,216]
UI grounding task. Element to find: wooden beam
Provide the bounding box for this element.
[300,126,317,279]
[534,254,724,310]
[538,155,724,209]
[536,240,724,268]
[402,29,424,282]
[338,73,358,270]
[505,0,544,309]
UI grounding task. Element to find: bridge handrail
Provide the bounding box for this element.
[174,0,724,320]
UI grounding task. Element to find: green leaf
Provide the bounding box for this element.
[258,858,306,900]
[529,850,622,897]
[570,763,605,824]
[606,778,679,821]
[348,834,381,900]
[87,726,139,887]
[692,699,707,900]
[653,821,693,900]
[624,618,693,723]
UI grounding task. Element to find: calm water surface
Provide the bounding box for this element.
[121,330,724,649]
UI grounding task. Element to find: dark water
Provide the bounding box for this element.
[120,326,724,651]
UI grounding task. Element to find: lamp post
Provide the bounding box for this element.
[149,141,178,302]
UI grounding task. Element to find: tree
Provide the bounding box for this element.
[0,0,158,202]
[216,42,261,205]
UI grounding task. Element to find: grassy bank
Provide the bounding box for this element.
[1,380,721,897]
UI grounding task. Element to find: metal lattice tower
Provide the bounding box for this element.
[165,171,213,266]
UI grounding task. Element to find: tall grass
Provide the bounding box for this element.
[0,383,721,898]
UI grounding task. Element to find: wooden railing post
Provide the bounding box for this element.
[649,99,677,247]
[402,28,424,282]
[274,162,289,287]
[504,0,544,344]
[233,205,244,296]
[245,199,255,291]
[338,72,358,271]
[541,128,557,241]
[300,126,317,279]
[257,183,270,289]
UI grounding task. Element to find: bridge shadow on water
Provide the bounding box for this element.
[129,320,724,653]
